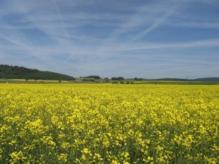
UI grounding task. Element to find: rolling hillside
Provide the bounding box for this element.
[0,65,74,81]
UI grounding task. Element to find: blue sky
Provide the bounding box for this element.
[0,0,219,78]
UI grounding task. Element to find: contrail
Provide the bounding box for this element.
[49,0,71,40]
[131,4,178,41]
[94,0,180,55]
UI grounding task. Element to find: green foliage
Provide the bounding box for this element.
[83,75,101,79]
[0,65,74,81]
[111,77,125,81]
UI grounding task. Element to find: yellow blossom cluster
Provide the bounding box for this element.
[0,84,218,163]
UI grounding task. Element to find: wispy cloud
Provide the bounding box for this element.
[117,39,219,52]
[167,20,219,29]
[132,9,178,41]
[0,0,218,77]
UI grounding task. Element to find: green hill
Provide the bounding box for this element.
[0,65,74,81]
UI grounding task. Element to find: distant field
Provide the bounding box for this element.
[0,78,219,85]
[133,80,219,85]
[0,84,219,163]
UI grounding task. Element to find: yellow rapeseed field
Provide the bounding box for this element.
[0,84,219,163]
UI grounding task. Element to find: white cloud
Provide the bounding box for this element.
[0,0,218,77]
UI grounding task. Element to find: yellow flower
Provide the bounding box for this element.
[58,153,67,162]
[111,159,119,164]
[10,151,26,163]
[42,136,56,147]
[0,84,218,163]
